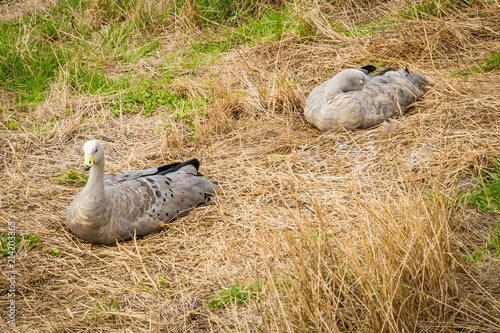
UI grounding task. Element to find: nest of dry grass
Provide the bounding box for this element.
[1,1,499,332]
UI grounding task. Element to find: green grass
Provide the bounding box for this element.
[465,224,500,263]
[463,159,500,213]
[0,0,308,118]
[0,16,67,105]
[449,51,500,77]
[402,0,476,19]
[459,158,500,263]
[52,167,89,186]
[0,234,21,257]
[25,234,40,248]
[88,296,118,319]
[112,79,184,117]
[206,281,260,309]
[0,0,163,110]
[0,233,40,256]
[190,0,283,27]
[233,8,308,44]
[49,249,61,257]
[479,51,500,72]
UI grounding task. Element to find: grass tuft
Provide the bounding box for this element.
[52,168,89,186]
[0,233,40,256]
[88,297,118,320]
[465,224,500,263]
[206,281,260,309]
[402,0,477,19]
[463,158,500,213]
[0,234,21,257]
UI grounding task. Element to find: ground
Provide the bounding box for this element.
[0,0,499,332]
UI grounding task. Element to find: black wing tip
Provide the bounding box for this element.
[157,158,201,174]
[181,158,200,170]
[360,65,377,74]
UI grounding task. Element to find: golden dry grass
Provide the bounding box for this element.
[1,1,499,332]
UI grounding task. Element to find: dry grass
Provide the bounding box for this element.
[1,0,500,332]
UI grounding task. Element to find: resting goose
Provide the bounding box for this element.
[66,140,215,244]
[304,66,427,131]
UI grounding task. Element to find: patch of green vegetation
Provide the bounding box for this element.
[449,51,500,77]
[459,159,500,263]
[206,281,260,309]
[0,0,308,115]
[88,296,118,319]
[68,66,129,96]
[234,8,302,43]
[173,97,206,121]
[112,79,183,117]
[49,249,61,257]
[478,51,500,73]
[25,234,40,248]
[0,0,165,110]
[191,0,276,27]
[465,224,500,263]
[461,159,500,213]
[0,234,22,257]
[0,16,67,105]
[96,24,161,63]
[128,40,161,62]
[4,119,18,130]
[52,167,89,186]
[187,6,311,59]
[448,69,470,78]
[0,233,40,256]
[402,0,476,19]
[171,97,207,141]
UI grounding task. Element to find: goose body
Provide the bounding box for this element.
[304,66,427,131]
[66,140,216,244]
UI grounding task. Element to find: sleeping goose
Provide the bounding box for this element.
[66,140,216,245]
[304,66,427,131]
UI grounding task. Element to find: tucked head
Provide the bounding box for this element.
[82,140,104,171]
[341,69,367,89]
[325,69,367,97]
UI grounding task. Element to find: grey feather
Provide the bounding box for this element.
[304,67,427,131]
[66,140,216,245]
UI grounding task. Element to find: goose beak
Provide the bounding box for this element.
[84,154,94,171]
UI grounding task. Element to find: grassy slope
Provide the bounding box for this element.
[0,0,499,332]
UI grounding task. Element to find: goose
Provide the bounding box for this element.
[304,66,427,131]
[66,140,215,244]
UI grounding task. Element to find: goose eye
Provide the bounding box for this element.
[94,148,98,153]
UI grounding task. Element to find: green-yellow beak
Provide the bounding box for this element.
[84,154,94,171]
